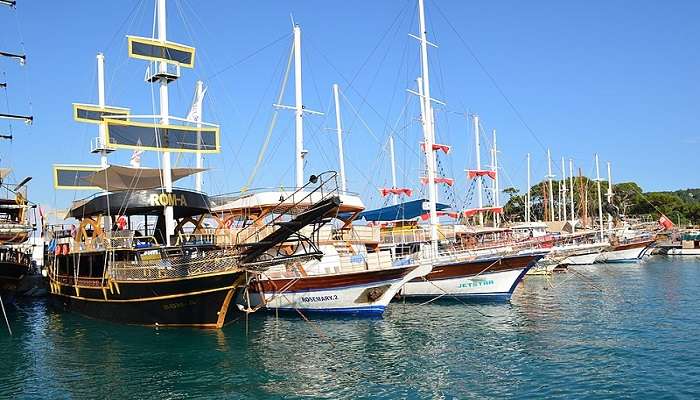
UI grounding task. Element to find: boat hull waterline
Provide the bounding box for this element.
[48,270,246,328]
[238,263,432,316]
[400,254,542,301]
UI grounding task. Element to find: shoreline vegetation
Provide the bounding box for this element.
[502,180,700,227]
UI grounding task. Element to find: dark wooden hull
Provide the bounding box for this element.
[48,271,246,328]
[0,260,29,303]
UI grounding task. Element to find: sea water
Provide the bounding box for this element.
[2,257,699,399]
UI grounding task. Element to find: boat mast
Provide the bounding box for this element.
[332,83,347,192]
[97,53,108,168]
[388,135,398,205]
[569,158,575,223]
[561,157,567,222]
[473,114,483,226]
[606,161,613,231]
[157,0,175,246]
[492,129,500,227]
[547,148,554,222]
[526,153,531,222]
[416,0,439,253]
[595,154,604,241]
[194,79,204,192]
[293,25,305,188]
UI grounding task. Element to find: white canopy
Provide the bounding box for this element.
[88,165,207,191]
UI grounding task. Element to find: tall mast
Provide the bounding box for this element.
[157,0,175,246]
[595,154,604,241]
[293,25,305,188]
[547,148,554,222]
[388,135,398,206]
[569,158,575,226]
[416,77,437,203]
[473,114,483,226]
[526,153,531,222]
[97,53,108,168]
[561,157,567,222]
[194,79,204,192]
[332,83,347,192]
[417,0,439,253]
[492,129,500,227]
[606,161,613,231]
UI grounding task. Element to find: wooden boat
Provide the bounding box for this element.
[45,0,342,328]
[597,237,656,263]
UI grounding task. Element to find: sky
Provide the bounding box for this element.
[1,0,699,214]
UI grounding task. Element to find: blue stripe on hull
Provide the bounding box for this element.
[402,292,514,302]
[266,305,387,317]
[603,259,641,263]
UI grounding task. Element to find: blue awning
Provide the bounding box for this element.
[356,199,450,222]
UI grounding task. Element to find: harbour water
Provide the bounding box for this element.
[2,257,699,399]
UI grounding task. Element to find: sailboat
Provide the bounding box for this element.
[209,25,430,317]
[373,0,544,301]
[0,0,35,306]
[44,0,340,328]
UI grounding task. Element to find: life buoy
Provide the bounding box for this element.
[117,215,128,230]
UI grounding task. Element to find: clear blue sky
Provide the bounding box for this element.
[1,0,698,213]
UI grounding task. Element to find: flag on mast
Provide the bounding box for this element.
[130,139,144,168]
[186,85,207,123]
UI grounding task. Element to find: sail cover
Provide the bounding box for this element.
[356,199,450,222]
[87,165,207,191]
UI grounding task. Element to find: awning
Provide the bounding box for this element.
[88,165,206,191]
[357,199,450,222]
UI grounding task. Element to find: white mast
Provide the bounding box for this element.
[417,0,439,253]
[561,157,567,222]
[416,77,437,204]
[157,0,174,246]
[293,24,305,188]
[606,161,613,231]
[473,114,483,226]
[492,129,500,227]
[332,83,347,192]
[547,148,554,222]
[194,79,204,192]
[388,135,398,206]
[526,153,531,222]
[569,158,575,224]
[595,154,604,241]
[96,53,108,168]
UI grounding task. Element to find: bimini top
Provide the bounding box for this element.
[68,188,210,219]
[210,190,365,214]
[356,199,450,222]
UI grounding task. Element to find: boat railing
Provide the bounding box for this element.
[108,248,241,281]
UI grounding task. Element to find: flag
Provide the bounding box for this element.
[130,139,144,168]
[186,84,207,123]
[658,214,674,230]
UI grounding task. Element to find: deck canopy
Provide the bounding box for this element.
[73,103,129,124]
[211,190,364,217]
[68,188,210,219]
[53,165,206,191]
[127,36,195,68]
[104,118,220,153]
[356,199,450,222]
[87,165,206,191]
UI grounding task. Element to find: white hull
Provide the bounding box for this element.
[561,251,601,265]
[597,246,647,263]
[401,268,528,301]
[665,248,700,256]
[238,263,432,316]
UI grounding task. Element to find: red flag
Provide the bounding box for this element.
[658,215,674,230]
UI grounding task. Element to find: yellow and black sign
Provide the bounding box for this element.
[73,103,130,124]
[127,35,195,68]
[53,165,102,190]
[104,118,220,154]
